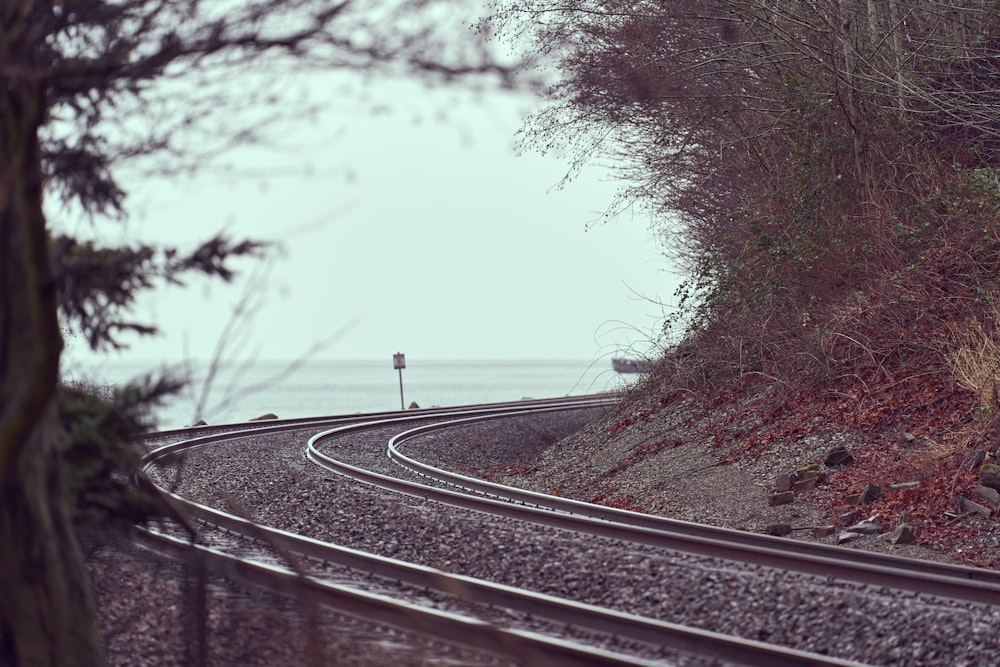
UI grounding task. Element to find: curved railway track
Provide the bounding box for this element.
[138,395,1000,667]
[380,416,1000,603]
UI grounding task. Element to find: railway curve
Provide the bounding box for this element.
[131,396,1000,667]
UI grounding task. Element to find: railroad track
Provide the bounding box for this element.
[139,396,1000,666]
[378,415,1000,604]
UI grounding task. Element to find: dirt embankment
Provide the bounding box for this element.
[487,375,1000,569]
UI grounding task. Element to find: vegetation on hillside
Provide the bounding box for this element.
[486,0,1000,562]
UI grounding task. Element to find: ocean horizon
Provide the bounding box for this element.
[62,357,635,430]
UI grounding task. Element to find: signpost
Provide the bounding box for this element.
[393,352,406,410]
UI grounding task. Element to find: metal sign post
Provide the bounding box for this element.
[393,352,406,410]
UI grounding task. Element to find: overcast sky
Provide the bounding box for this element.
[60,72,681,368]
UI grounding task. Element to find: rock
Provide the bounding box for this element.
[845,483,881,505]
[192,419,207,427]
[768,491,795,506]
[839,510,860,526]
[862,483,882,503]
[887,481,920,492]
[979,463,1000,492]
[774,472,793,492]
[958,496,992,517]
[813,525,836,538]
[824,446,854,466]
[766,522,792,537]
[791,466,823,491]
[249,413,278,421]
[837,532,861,544]
[896,431,917,447]
[793,477,818,492]
[846,519,884,535]
[793,464,821,479]
[976,484,1000,507]
[889,524,915,545]
[408,401,420,409]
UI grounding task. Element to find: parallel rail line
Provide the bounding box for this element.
[134,530,660,667]
[380,415,1000,603]
[140,396,998,666]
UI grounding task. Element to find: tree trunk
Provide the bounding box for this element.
[0,75,106,667]
[0,405,106,667]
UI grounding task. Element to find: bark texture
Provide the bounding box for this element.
[0,76,105,667]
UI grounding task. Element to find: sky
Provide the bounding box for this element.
[59,62,682,368]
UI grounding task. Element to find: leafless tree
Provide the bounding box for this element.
[0,2,521,665]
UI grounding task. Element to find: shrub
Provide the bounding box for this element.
[58,374,181,528]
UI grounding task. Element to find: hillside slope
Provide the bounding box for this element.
[489,375,1000,569]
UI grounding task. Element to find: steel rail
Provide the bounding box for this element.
[144,396,615,466]
[132,529,664,667]
[142,396,736,667]
[304,413,1000,606]
[139,496,868,667]
[143,404,872,667]
[387,416,1000,590]
[139,394,617,442]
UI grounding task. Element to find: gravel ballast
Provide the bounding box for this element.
[90,405,1000,666]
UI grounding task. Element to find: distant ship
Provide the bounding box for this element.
[611,358,654,374]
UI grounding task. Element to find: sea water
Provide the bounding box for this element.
[62,358,633,430]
